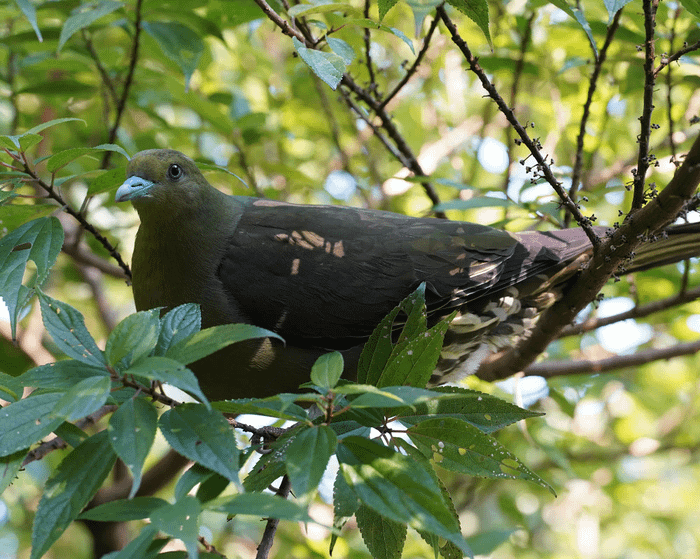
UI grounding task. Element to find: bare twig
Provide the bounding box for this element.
[363,0,378,96]
[252,0,307,42]
[256,475,292,559]
[524,338,700,378]
[437,6,599,245]
[654,39,700,77]
[567,8,623,226]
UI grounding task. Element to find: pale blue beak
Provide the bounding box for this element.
[115,176,154,202]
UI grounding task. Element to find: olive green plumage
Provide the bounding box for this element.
[116,149,700,399]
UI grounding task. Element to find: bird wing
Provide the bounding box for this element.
[217,199,528,348]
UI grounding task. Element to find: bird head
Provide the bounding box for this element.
[115,149,208,210]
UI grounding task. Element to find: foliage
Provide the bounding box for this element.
[1,0,700,558]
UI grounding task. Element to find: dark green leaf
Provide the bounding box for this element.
[46,144,129,173]
[105,310,161,367]
[0,449,26,494]
[58,1,124,51]
[0,372,23,402]
[207,492,314,522]
[142,21,204,88]
[0,392,65,457]
[213,397,308,421]
[0,217,63,338]
[14,0,43,41]
[467,529,517,556]
[106,525,160,559]
[78,497,168,521]
[175,463,215,502]
[21,360,108,390]
[288,2,362,17]
[378,0,400,20]
[51,375,111,422]
[38,290,105,367]
[166,323,281,365]
[285,425,337,500]
[407,417,554,493]
[159,404,239,482]
[31,431,117,559]
[150,496,201,559]
[125,356,209,408]
[155,303,201,356]
[108,398,158,497]
[356,504,407,559]
[446,0,491,46]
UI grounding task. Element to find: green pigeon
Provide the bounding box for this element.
[115,149,700,399]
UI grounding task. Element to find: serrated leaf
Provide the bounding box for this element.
[0,392,65,457]
[105,310,161,367]
[293,37,345,90]
[310,351,344,389]
[242,446,287,492]
[446,0,491,47]
[356,504,407,559]
[150,496,201,559]
[58,1,124,51]
[46,144,130,173]
[142,21,204,89]
[338,437,470,554]
[0,217,63,338]
[159,404,239,482]
[196,471,230,503]
[0,449,27,494]
[155,303,201,356]
[396,386,542,433]
[166,323,281,365]
[79,496,168,521]
[108,398,158,497]
[126,356,209,408]
[15,0,43,41]
[207,492,314,523]
[51,375,111,422]
[407,417,554,493]
[21,360,108,390]
[378,0,401,20]
[37,291,105,366]
[31,431,117,559]
[285,425,337,500]
[327,37,355,65]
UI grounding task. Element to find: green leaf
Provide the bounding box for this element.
[213,397,309,421]
[338,437,470,554]
[21,360,108,390]
[24,118,86,136]
[105,310,161,367]
[285,425,337,500]
[58,1,124,51]
[396,386,542,433]
[356,504,407,559]
[0,392,65,457]
[150,496,201,559]
[125,356,209,408]
[45,144,130,173]
[603,0,634,22]
[142,21,205,89]
[37,291,105,366]
[407,417,554,493]
[404,0,441,36]
[106,525,161,559]
[548,0,598,57]
[376,314,453,389]
[51,375,111,422]
[310,351,344,389]
[0,217,63,338]
[467,529,517,556]
[344,18,415,54]
[327,37,355,65]
[166,323,281,365]
[108,398,158,497]
[14,0,43,41]
[288,2,362,17]
[79,497,168,521]
[293,37,345,90]
[0,449,27,494]
[88,166,126,195]
[159,404,239,482]
[0,372,23,403]
[175,463,215,502]
[207,492,314,523]
[378,0,400,20]
[155,303,201,356]
[446,0,491,47]
[31,431,117,559]
[242,446,287,492]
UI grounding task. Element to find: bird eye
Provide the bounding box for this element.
[167,164,183,180]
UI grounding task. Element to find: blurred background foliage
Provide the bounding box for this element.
[2,0,700,557]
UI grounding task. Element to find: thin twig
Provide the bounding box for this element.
[252,0,307,42]
[567,8,623,226]
[363,0,378,96]
[665,6,682,164]
[437,6,599,245]
[654,39,700,77]
[378,15,440,111]
[631,0,659,210]
[256,475,292,559]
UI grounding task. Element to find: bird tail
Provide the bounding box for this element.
[626,222,700,273]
